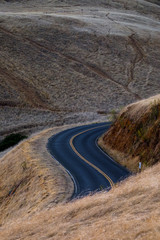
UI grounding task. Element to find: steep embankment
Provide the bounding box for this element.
[99,94,160,172]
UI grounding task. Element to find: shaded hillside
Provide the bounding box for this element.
[99,94,160,172]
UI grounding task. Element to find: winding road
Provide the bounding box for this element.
[47,122,130,199]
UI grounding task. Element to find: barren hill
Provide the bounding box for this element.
[0,0,160,138]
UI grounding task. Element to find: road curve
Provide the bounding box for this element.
[47,122,130,199]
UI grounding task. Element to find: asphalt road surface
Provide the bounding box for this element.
[47,122,130,199]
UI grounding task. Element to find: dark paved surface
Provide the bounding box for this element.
[47,122,130,199]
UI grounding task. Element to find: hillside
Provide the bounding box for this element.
[0,128,160,239]
[99,94,160,172]
[0,125,74,225]
[0,96,160,239]
[0,0,160,239]
[0,0,160,139]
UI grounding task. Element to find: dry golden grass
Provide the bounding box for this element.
[0,121,104,225]
[0,126,74,225]
[121,94,160,121]
[0,117,160,239]
[0,160,160,240]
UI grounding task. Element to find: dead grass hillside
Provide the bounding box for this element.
[0,0,160,139]
[0,158,160,240]
[99,94,160,172]
[0,103,159,240]
[0,125,75,225]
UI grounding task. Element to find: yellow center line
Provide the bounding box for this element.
[69,124,114,188]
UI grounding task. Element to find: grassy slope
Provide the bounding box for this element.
[0,111,160,239]
[0,126,74,225]
[99,94,160,172]
[0,153,160,239]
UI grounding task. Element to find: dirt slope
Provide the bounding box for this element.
[99,94,160,172]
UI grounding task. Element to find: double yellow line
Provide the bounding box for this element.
[69,125,114,188]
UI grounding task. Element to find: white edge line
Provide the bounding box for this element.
[65,169,78,195]
[47,141,78,197]
[95,136,118,164]
[95,136,131,173]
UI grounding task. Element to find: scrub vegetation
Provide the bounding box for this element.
[0,133,27,152]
